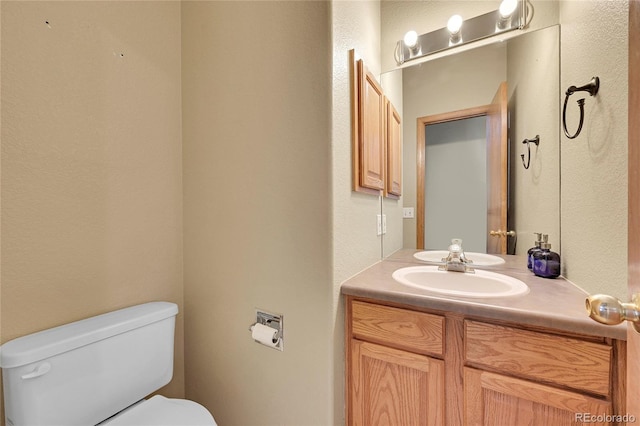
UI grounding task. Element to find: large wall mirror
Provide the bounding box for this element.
[381,24,560,257]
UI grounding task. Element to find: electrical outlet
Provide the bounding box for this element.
[403,207,415,219]
[376,214,382,236]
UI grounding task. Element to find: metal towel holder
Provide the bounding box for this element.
[521,135,540,170]
[562,76,600,139]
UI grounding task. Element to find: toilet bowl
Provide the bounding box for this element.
[101,395,216,426]
[0,302,217,426]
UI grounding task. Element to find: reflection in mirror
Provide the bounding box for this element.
[418,82,508,254]
[423,116,490,253]
[381,25,560,257]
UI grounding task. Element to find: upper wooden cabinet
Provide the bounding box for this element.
[350,50,402,197]
[358,61,385,191]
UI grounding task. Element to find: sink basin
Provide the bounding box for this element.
[413,250,505,267]
[392,265,529,298]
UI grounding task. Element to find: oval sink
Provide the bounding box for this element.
[392,265,529,298]
[413,250,505,266]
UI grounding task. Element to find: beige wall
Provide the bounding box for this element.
[0,0,184,421]
[559,1,628,300]
[182,2,333,424]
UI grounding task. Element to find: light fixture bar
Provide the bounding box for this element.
[395,0,526,65]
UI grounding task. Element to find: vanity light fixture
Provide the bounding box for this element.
[497,0,519,30]
[403,30,420,53]
[447,14,463,45]
[394,0,528,65]
[499,0,518,18]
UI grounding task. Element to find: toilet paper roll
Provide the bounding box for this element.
[251,323,279,347]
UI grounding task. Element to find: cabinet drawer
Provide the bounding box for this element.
[464,320,612,396]
[351,300,444,356]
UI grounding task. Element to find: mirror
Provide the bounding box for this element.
[381,25,560,257]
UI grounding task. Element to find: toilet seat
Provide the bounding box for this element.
[102,395,217,426]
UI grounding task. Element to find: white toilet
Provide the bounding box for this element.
[0,302,217,426]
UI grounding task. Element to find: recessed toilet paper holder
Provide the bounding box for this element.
[249,309,283,351]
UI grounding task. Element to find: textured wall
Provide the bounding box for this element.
[182,2,333,424]
[559,1,628,299]
[332,0,383,275]
[331,2,381,422]
[1,0,184,421]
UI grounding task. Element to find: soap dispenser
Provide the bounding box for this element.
[527,233,543,270]
[532,239,560,279]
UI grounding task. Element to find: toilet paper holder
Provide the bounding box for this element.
[249,309,283,351]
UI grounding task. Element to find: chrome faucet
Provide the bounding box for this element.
[439,238,475,273]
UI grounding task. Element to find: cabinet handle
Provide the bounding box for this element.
[586,293,640,333]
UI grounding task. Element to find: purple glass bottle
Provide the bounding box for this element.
[527,233,543,270]
[532,242,560,278]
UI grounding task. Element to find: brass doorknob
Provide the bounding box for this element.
[489,230,516,237]
[585,293,640,332]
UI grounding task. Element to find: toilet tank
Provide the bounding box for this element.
[0,302,179,426]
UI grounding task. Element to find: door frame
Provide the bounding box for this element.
[627,0,639,418]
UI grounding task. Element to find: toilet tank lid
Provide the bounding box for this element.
[0,302,178,369]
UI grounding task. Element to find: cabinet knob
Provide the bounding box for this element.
[586,293,640,333]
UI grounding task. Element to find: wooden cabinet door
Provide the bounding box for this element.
[385,99,402,198]
[464,367,612,426]
[358,60,385,191]
[350,339,444,426]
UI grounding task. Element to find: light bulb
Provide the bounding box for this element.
[447,15,463,35]
[403,30,418,49]
[499,0,518,18]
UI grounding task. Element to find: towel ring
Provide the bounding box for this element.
[562,76,599,139]
[521,135,540,170]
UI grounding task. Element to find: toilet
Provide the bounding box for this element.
[0,302,217,426]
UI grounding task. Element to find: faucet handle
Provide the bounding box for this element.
[448,238,463,254]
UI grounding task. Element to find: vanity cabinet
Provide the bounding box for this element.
[350,50,402,197]
[463,321,615,425]
[351,341,444,425]
[463,368,611,425]
[348,300,445,425]
[345,297,625,426]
